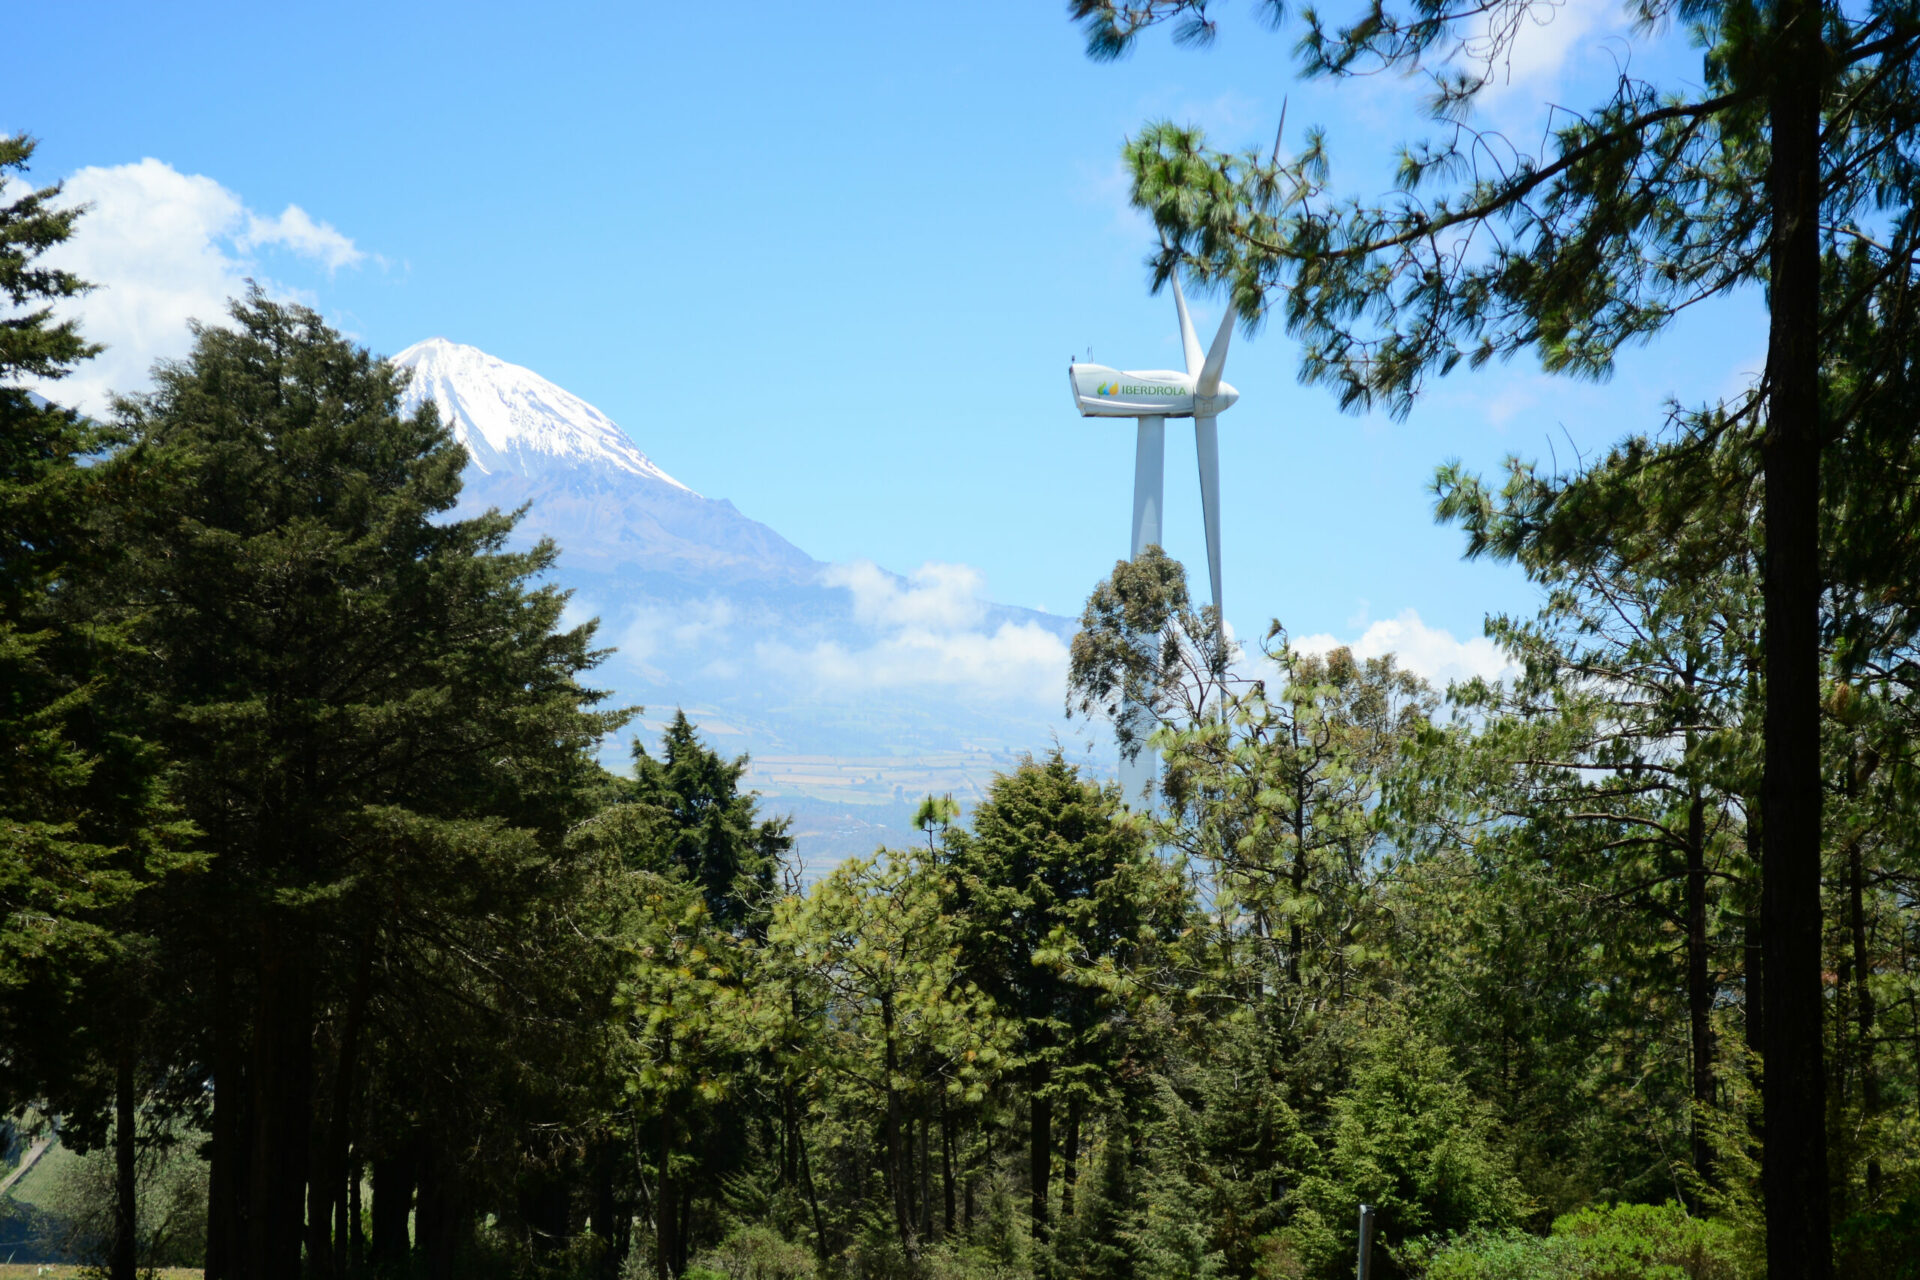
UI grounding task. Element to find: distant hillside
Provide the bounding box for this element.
[391,340,1083,870]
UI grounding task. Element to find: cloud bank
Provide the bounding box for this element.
[1294,608,1514,689]
[26,159,368,416]
[765,562,1071,705]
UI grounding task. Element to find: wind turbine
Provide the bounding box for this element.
[1067,276,1239,807]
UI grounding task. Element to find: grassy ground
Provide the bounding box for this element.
[0,1269,199,1279]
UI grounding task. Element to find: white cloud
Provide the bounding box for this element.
[1465,0,1630,105]
[767,561,1070,705]
[1294,608,1514,688]
[24,159,368,416]
[760,623,1070,705]
[239,204,366,272]
[615,596,741,674]
[823,560,989,631]
[596,566,1069,707]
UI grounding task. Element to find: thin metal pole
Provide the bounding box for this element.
[1357,1204,1376,1280]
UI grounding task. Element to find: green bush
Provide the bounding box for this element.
[693,1223,818,1280]
[1835,1196,1920,1280]
[42,1130,207,1268]
[1418,1202,1750,1280]
[1289,1020,1526,1277]
[921,1241,1032,1280]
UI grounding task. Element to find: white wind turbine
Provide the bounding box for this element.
[1067,275,1239,806]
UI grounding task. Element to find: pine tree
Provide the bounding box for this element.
[0,136,196,1280]
[626,710,791,936]
[1,134,129,1063]
[113,290,626,1277]
[943,752,1184,1257]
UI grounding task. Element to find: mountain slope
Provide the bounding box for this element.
[388,338,1081,869]
[392,338,816,582]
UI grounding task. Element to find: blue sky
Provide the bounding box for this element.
[10,1,1765,684]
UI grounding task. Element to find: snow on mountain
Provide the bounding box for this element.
[389,338,816,582]
[384,338,1080,867]
[391,338,693,490]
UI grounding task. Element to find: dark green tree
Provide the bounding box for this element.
[626,710,790,936]
[913,793,962,854]
[1159,632,1433,1012]
[113,291,626,1278]
[557,715,793,1278]
[943,752,1184,1258]
[1429,442,1759,1186]
[0,135,197,1280]
[1068,546,1233,773]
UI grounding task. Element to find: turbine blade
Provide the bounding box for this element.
[1197,305,1234,397]
[1195,414,1224,636]
[1172,275,1205,377]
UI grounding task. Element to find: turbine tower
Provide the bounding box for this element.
[1067,276,1239,807]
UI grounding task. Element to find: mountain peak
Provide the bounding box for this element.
[390,338,693,493]
[389,338,817,583]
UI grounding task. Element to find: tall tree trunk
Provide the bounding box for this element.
[1745,803,1765,1058]
[655,1107,673,1280]
[111,1044,136,1280]
[416,1139,465,1280]
[940,1098,956,1240]
[348,1153,363,1274]
[1288,801,1307,987]
[593,1140,622,1280]
[1029,1072,1052,1245]
[1848,839,1880,1197]
[247,940,314,1279]
[206,953,246,1280]
[676,1172,694,1275]
[1060,1096,1082,1222]
[309,935,373,1279]
[369,1145,416,1266]
[794,1100,826,1257]
[918,1111,933,1240]
[1686,792,1715,1181]
[306,1057,334,1279]
[881,999,914,1253]
[780,1087,798,1188]
[963,1121,977,1234]
[1761,2,1832,1273]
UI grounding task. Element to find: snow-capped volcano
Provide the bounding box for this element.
[383,337,1076,867]
[389,338,814,582]
[392,338,693,491]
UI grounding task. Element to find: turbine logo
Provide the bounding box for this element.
[1094,381,1180,397]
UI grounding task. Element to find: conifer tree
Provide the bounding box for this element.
[943,752,1183,1256]
[0,136,196,1280]
[626,710,791,936]
[113,292,625,1277]
[1,135,130,1071]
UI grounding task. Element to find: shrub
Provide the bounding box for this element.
[694,1223,818,1280]
[1418,1202,1750,1280]
[1290,1020,1526,1277]
[1835,1197,1920,1280]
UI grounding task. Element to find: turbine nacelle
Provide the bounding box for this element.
[1066,364,1240,419]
